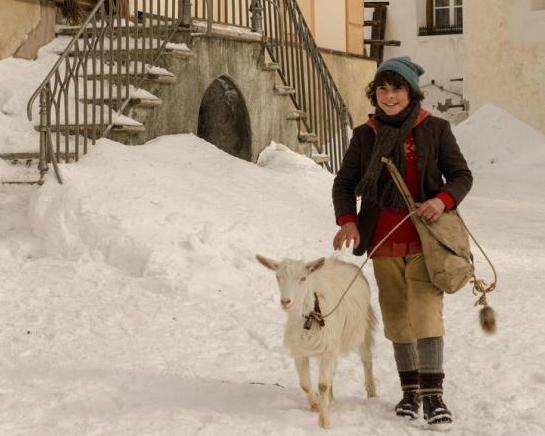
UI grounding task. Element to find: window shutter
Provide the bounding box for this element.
[346,0,364,54]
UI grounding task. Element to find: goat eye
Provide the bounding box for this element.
[300,277,306,282]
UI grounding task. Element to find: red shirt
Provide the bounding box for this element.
[337,111,455,257]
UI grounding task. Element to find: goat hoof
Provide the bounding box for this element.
[318,414,331,429]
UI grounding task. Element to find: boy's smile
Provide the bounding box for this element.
[376,83,410,116]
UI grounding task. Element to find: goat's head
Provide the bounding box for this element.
[256,254,325,311]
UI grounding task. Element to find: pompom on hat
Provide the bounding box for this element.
[375,57,425,92]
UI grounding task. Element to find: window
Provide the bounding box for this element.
[419,0,463,36]
[435,0,462,26]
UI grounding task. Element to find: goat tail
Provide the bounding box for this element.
[479,305,497,334]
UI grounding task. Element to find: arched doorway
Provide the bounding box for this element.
[197,76,252,161]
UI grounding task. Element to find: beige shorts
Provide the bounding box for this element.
[372,252,445,343]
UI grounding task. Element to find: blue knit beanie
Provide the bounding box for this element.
[375,57,425,92]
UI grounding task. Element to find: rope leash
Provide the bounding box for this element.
[455,211,498,308]
[314,209,420,322]
[312,209,498,327]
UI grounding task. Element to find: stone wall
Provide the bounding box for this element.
[0,0,55,60]
[320,49,376,127]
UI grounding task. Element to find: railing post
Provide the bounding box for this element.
[341,105,350,153]
[250,0,263,33]
[206,0,213,35]
[38,88,50,181]
[181,0,192,26]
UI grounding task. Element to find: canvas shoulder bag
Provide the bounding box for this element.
[381,157,474,293]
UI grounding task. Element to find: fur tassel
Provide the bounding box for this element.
[479,306,497,334]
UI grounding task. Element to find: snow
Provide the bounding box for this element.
[453,104,545,204]
[0,38,168,155]
[1,43,545,436]
[165,42,191,51]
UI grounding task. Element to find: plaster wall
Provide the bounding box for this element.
[464,0,545,134]
[383,0,464,93]
[314,0,346,52]
[0,0,42,60]
[321,50,376,126]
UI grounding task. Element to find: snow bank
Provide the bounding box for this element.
[454,104,545,203]
[29,136,337,281]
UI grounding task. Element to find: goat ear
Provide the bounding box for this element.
[306,257,325,274]
[256,254,280,271]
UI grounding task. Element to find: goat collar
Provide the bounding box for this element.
[303,292,325,330]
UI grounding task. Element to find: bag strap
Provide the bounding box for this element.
[381,157,498,332]
[380,157,418,211]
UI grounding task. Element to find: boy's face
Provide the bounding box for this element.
[376,82,410,116]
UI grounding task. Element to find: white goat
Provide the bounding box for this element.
[256,255,377,429]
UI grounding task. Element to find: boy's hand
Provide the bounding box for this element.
[333,222,360,250]
[417,197,445,223]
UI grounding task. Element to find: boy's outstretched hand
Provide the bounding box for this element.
[333,222,360,250]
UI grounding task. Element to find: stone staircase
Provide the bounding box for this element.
[2,22,326,185]
[3,0,351,184]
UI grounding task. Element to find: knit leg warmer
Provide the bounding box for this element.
[417,337,444,374]
[393,342,418,373]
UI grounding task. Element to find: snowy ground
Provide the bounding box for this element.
[1,42,545,436]
[0,124,544,435]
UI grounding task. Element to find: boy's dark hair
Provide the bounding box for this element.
[365,70,425,107]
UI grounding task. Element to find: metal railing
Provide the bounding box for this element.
[193,0,254,29]
[259,0,352,173]
[28,0,351,179]
[27,0,191,181]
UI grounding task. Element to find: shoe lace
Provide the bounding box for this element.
[400,390,419,405]
[424,395,447,412]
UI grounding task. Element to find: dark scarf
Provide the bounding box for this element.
[355,103,420,210]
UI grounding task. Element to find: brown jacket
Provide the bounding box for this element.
[332,114,473,256]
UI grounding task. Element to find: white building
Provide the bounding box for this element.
[464,0,545,135]
[380,0,545,134]
[379,0,465,123]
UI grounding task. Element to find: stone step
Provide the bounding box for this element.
[34,123,145,136]
[298,132,319,143]
[79,96,162,109]
[274,85,296,96]
[0,157,41,184]
[62,46,194,60]
[0,154,39,163]
[78,60,176,81]
[261,62,281,72]
[311,154,330,164]
[56,23,146,38]
[82,71,177,83]
[286,110,307,120]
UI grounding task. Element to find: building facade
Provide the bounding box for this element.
[464,0,545,134]
[297,0,376,126]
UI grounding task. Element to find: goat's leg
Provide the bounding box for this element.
[329,360,338,402]
[317,353,336,429]
[359,328,377,398]
[294,355,319,411]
